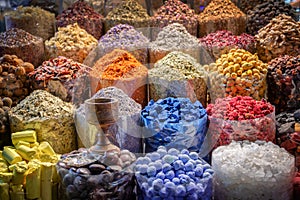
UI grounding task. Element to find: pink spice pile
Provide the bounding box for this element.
[206,96,274,120]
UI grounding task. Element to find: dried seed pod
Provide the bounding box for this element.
[2,97,12,107]
[267,55,300,113]
[255,14,300,62]
[247,0,296,35]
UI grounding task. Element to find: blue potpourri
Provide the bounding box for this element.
[135,146,214,200]
[141,97,208,152]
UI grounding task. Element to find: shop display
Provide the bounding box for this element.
[0,54,34,106]
[206,96,276,148]
[198,0,246,37]
[212,140,295,200]
[247,0,296,35]
[267,55,300,113]
[199,30,256,62]
[151,0,198,39]
[5,6,55,41]
[56,1,104,40]
[0,28,44,67]
[45,23,97,63]
[149,23,202,64]
[76,87,142,153]
[28,56,91,104]
[87,24,149,65]
[135,146,214,200]
[205,48,268,102]
[104,0,151,33]
[0,130,59,200]
[141,97,207,152]
[0,97,12,148]
[149,51,207,106]
[9,90,76,154]
[1,0,300,199]
[89,49,148,107]
[57,148,136,200]
[255,14,300,63]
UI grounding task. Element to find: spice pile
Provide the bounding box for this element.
[198,0,246,37]
[5,6,55,41]
[135,146,214,199]
[0,130,60,200]
[28,56,91,103]
[267,55,300,113]
[149,51,207,106]
[255,14,300,63]
[212,141,295,200]
[206,96,275,147]
[96,24,149,64]
[90,49,148,107]
[247,0,296,35]
[76,87,142,153]
[0,54,34,106]
[0,97,12,148]
[141,97,207,153]
[199,30,255,61]
[56,1,104,40]
[9,90,76,154]
[149,23,201,64]
[152,0,198,38]
[45,23,97,63]
[237,0,264,13]
[104,0,151,33]
[205,48,268,101]
[57,148,136,200]
[0,28,44,67]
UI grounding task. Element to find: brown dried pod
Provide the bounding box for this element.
[22,62,34,73]
[15,67,26,76]
[2,54,12,63]
[13,58,23,66]
[7,73,16,83]
[2,89,12,97]
[2,97,12,107]
[14,88,23,97]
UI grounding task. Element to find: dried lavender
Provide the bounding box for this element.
[149,23,201,63]
[91,24,149,64]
